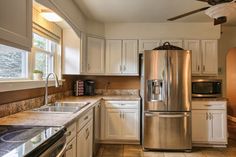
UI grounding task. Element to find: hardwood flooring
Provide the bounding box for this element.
[96,139,236,157]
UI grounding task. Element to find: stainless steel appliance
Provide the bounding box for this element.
[192,79,222,98]
[84,80,95,96]
[142,43,192,151]
[0,125,66,157]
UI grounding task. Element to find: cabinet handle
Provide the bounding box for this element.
[66,131,71,137]
[209,113,213,120]
[203,65,205,72]
[85,128,89,140]
[84,116,89,121]
[123,112,125,119]
[197,65,200,72]
[123,65,126,71]
[206,112,208,120]
[66,144,73,151]
[120,112,122,118]
[120,65,122,72]
[204,104,212,107]
[88,64,90,71]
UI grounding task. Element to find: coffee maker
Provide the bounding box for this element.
[84,80,95,96]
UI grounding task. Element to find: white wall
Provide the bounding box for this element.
[105,22,221,39]
[86,19,105,37]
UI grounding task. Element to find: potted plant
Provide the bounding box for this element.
[33,70,43,80]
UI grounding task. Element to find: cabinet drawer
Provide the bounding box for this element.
[192,101,226,110]
[66,122,76,144]
[105,101,138,109]
[77,109,93,132]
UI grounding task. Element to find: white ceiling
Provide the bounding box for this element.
[73,0,236,25]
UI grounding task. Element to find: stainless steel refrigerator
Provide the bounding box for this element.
[142,49,192,151]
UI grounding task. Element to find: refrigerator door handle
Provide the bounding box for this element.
[159,114,190,118]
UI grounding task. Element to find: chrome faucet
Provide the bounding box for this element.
[45,73,60,105]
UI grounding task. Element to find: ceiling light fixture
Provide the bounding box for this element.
[205,2,236,19]
[40,10,62,22]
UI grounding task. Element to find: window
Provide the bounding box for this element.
[0,44,28,79]
[33,33,59,77]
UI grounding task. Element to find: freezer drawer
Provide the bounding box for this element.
[143,112,192,150]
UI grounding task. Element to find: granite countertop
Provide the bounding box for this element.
[192,97,228,101]
[0,95,140,127]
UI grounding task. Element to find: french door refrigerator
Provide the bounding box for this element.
[142,48,192,151]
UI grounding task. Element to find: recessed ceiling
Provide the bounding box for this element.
[73,0,236,25]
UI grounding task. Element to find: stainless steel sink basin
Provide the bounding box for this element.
[31,102,90,113]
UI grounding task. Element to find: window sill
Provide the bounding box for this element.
[0,79,64,92]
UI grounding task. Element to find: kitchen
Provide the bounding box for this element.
[0,0,236,157]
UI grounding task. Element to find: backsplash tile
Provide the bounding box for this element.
[0,90,73,118]
[95,89,139,96]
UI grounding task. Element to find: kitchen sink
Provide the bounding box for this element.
[30,102,90,113]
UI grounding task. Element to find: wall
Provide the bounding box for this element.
[77,76,140,90]
[105,22,221,39]
[86,19,105,37]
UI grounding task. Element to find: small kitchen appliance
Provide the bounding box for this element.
[84,80,95,96]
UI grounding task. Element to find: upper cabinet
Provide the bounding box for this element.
[201,40,218,75]
[87,37,105,74]
[184,40,218,76]
[62,29,86,75]
[106,39,138,76]
[0,0,32,51]
[139,40,160,53]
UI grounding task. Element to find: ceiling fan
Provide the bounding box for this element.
[167,0,236,25]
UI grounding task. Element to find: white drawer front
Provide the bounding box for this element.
[66,122,76,143]
[77,109,93,132]
[192,101,226,110]
[105,101,138,109]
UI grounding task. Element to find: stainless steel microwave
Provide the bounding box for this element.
[192,79,222,98]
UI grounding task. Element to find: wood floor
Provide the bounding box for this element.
[96,139,236,157]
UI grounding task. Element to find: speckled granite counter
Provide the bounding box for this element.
[0,95,140,127]
[192,97,228,101]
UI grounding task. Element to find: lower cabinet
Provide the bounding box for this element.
[65,137,76,157]
[101,101,140,142]
[192,101,227,146]
[77,109,93,157]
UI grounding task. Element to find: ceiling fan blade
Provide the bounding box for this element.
[167,7,210,21]
[214,16,227,25]
[196,0,209,2]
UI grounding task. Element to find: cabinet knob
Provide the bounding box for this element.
[66,131,71,137]
[66,144,73,151]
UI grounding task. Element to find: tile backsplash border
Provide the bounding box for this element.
[0,90,73,118]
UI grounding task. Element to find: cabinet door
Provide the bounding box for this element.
[77,126,88,157]
[0,0,32,51]
[161,40,183,48]
[122,40,138,75]
[201,40,218,75]
[184,40,201,75]
[87,37,105,74]
[65,137,76,157]
[105,109,122,139]
[192,110,211,143]
[122,109,139,140]
[210,110,227,143]
[106,40,122,74]
[139,40,160,52]
[63,28,81,74]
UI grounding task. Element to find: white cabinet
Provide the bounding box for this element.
[63,28,82,75]
[122,40,138,75]
[184,40,218,75]
[161,40,183,48]
[77,109,93,157]
[101,101,140,142]
[0,0,32,51]
[201,40,218,75]
[65,137,76,157]
[105,39,138,75]
[192,101,227,146]
[139,40,160,53]
[77,120,93,157]
[184,40,201,75]
[87,37,105,74]
[65,122,76,157]
[106,40,122,74]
